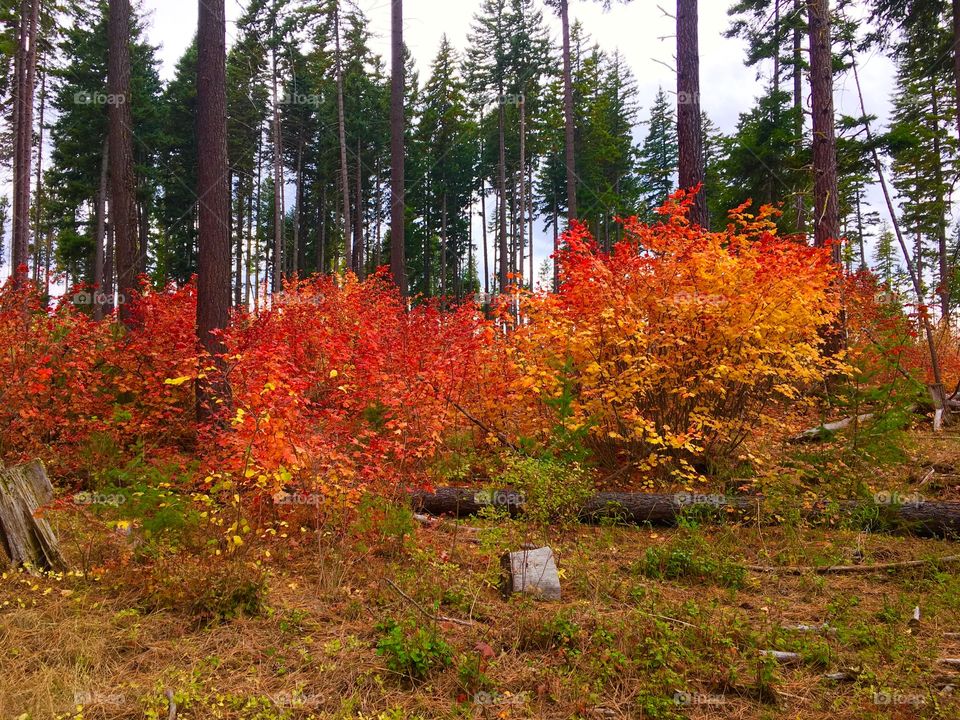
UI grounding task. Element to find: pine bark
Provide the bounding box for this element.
[560,0,577,222]
[335,5,352,275]
[196,0,232,417]
[676,0,708,227]
[108,0,139,322]
[93,138,109,321]
[11,0,40,286]
[270,48,284,292]
[390,0,407,294]
[808,0,840,260]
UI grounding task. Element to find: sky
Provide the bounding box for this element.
[1,0,904,287]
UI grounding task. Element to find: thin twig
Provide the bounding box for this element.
[383,578,475,626]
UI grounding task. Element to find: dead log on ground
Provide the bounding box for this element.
[411,487,960,538]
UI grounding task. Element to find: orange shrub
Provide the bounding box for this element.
[497,192,843,482]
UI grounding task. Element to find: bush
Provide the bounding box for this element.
[501,193,842,482]
[494,453,592,525]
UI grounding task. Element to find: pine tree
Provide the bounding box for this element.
[636,88,677,221]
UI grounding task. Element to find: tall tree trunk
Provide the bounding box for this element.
[353,138,363,275]
[93,138,109,321]
[244,172,254,307]
[480,179,489,297]
[560,0,577,222]
[293,132,304,276]
[196,0,232,417]
[807,0,840,260]
[270,48,284,292]
[953,0,960,142]
[32,61,45,287]
[794,0,806,234]
[253,125,262,311]
[498,103,508,292]
[931,79,951,320]
[390,0,407,294]
[335,5,352,275]
[528,164,534,289]
[552,203,559,292]
[518,97,526,287]
[234,173,244,307]
[440,192,447,303]
[676,0,708,227]
[108,0,139,322]
[11,0,40,286]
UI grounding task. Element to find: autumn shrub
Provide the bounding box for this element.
[500,192,843,483]
[0,280,198,482]
[207,271,493,501]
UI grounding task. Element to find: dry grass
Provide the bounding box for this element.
[1,429,959,719]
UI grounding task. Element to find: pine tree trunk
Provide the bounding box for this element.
[11,0,40,286]
[480,178,489,297]
[518,97,526,287]
[676,0,708,227]
[931,79,951,321]
[270,48,284,292]
[390,0,406,294]
[108,0,139,322]
[196,0,232,418]
[32,62,46,286]
[235,171,244,308]
[953,0,960,142]
[94,137,109,321]
[354,138,363,275]
[498,104,508,293]
[560,0,577,222]
[335,5,352,275]
[292,134,303,277]
[793,0,806,234]
[807,0,840,259]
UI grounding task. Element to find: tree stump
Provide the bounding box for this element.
[500,546,561,601]
[0,460,67,572]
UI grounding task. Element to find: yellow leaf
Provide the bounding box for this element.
[329,369,339,378]
[164,376,192,386]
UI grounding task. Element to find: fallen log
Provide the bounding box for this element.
[790,413,875,443]
[411,487,960,538]
[0,460,67,572]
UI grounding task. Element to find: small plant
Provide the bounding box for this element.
[517,610,581,652]
[375,617,453,682]
[637,536,746,589]
[494,453,593,525]
[350,495,415,556]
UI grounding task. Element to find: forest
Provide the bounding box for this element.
[1,0,960,718]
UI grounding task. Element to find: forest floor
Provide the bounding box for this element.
[2,428,960,720]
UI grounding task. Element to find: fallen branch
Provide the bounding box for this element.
[789,413,875,443]
[747,555,960,575]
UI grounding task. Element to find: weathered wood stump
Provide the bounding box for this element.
[0,460,67,572]
[500,546,561,601]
